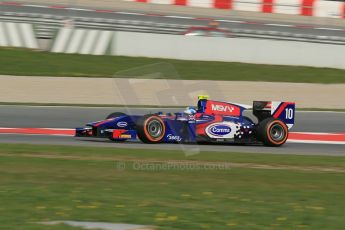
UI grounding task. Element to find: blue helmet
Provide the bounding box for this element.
[184,106,196,115]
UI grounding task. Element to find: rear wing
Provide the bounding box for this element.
[253,101,295,129]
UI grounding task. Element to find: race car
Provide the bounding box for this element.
[76,96,295,147]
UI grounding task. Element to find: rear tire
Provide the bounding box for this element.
[256,118,288,147]
[136,115,166,144]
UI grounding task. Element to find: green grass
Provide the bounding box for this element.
[0,144,344,230]
[1,48,345,83]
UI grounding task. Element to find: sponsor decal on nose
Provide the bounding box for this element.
[117,121,128,128]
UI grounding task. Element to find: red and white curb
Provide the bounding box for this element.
[288,132,345,145]
[0,128,344,145]
[1,1,345,32]
[0,128,75,136]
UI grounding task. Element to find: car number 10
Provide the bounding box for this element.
[285,108,294,119]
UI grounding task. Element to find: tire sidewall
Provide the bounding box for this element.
[137,115,166,143]
[257,118,289,147]
[266,119,288,146]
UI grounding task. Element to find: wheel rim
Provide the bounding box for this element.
[147,119,163,139]
[269,124,285,142]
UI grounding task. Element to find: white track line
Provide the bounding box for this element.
[315,27,344,31]
[165,15,193,19]
[116,11,145,16]
[67,8,93,12]
[264,23,293,27]
[23,4,47,8]
[291,132,345,135]
[215,19,245,23]
[288,140,345,145]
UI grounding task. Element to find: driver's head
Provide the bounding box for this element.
[184,106,196,115]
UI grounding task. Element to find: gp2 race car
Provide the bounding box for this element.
[76,96,295,147]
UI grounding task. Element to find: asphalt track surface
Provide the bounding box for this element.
[0,105,344,156]
[1,4,345,38]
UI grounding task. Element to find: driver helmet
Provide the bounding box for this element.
[184,106,196,115]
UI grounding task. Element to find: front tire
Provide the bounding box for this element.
[256,118,288,147]
[136,115,166,144]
